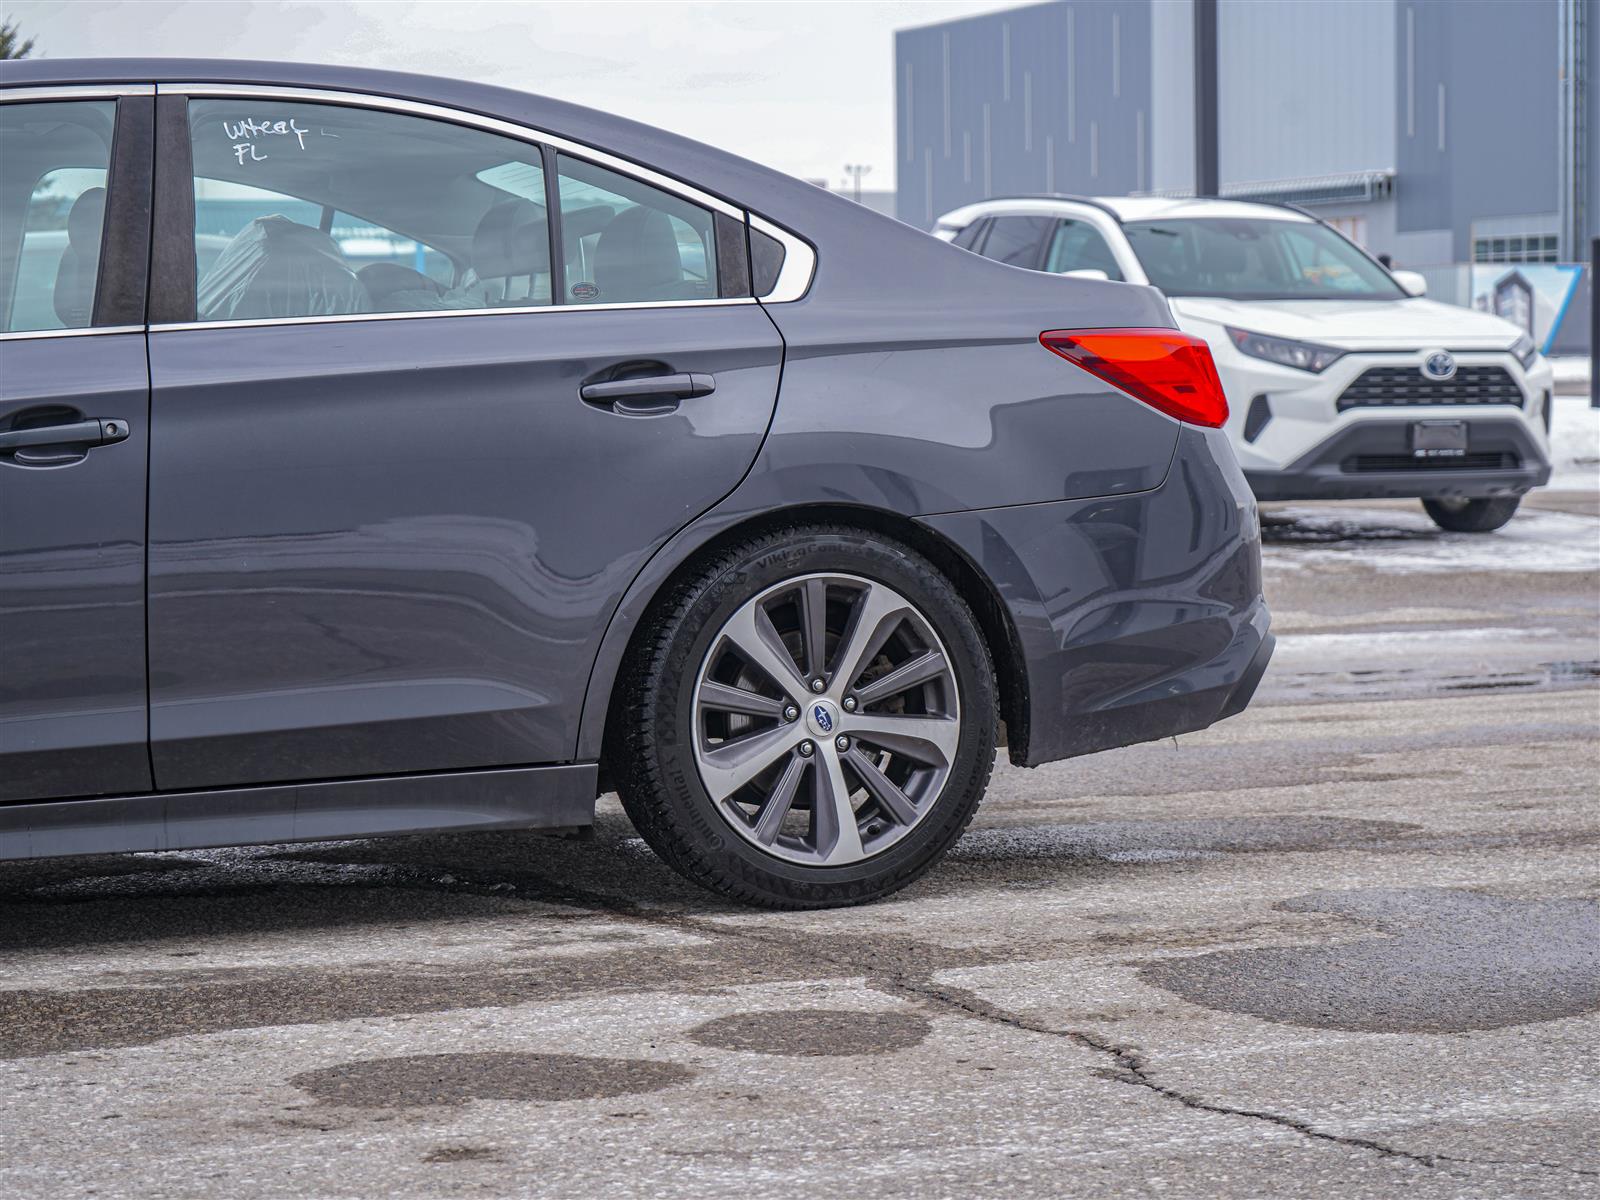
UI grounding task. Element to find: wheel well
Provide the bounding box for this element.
[600,504,1031,786]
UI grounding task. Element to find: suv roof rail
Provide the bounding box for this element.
[962,194,1127,224]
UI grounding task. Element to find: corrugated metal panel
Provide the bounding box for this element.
[895,1,1151,228]
[1217,0,1396,183]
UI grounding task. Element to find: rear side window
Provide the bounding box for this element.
[555,155,718,305]
[951,220,987,251]
[0,99,116,333]
[976,215,1050,268]
[186,99,553,321]
[1044,218,1124,281]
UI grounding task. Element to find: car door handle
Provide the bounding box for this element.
[0,418,129,452]
[580,373,716,406]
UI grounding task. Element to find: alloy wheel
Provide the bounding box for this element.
[690,573,962,866]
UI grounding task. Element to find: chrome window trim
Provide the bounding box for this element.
[0,84,155,101]
[150,296,758,334]
[160,83,744,221]
[0,325,143,342]
[748,213,816,303]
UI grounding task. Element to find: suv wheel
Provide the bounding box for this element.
[1422,496,1522,533]
[615,526,996,908]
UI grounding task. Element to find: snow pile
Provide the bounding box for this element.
[1549,393,1600,490]
[1548,355,1589,393]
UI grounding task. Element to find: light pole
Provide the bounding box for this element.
[843,163,872,203]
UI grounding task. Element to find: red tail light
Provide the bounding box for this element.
[1039,328,1229,428]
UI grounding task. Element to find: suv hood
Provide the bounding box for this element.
[1168,296,1524,352]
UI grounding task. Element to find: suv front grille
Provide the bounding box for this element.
[1342,452,1520,473]
[1336,365,1524,411]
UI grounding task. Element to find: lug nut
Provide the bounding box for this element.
[810,678,826,693]
[783,705,799,722]
[835,735,850,752]
[842,696,857,712]
[798,740,814,757]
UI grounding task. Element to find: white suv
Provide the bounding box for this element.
[935,196,1554,532]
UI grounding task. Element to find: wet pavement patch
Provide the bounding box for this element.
[688,1008,931,1056]
[949,817,1418,865]
[422,1145,503,1164]
[1140,888,1600,1033]
[1261,512,1437,545]
[0,935,1004,1060]
[289,1052,693,1108]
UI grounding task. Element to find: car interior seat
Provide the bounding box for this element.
[466,198,550,306]
[592,205,696,302]
[196,215,370,321]
[51,186,105,328]
[358,261,447,311]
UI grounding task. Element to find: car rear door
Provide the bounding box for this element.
[143,87,782,790]
[0,88,154,802]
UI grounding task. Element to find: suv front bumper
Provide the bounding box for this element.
[1245,416,1552,501]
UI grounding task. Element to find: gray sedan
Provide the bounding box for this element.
[0,59,1272,907]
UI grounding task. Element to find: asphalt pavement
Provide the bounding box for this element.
[1,492,1596,1199]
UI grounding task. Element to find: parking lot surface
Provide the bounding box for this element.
[1,493,1596,1199]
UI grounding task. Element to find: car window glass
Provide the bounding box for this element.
[1123,217,1403,300]
[187,99,554,322]
[331,211,453,285]
[1044,218,1124,281]
[952,220,987,250]
[1275,224,1375,294]
[976,215,1049,268]
[0,99,116,333]
[555,155,718,305]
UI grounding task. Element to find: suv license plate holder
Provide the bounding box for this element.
[1411,420,1468,457]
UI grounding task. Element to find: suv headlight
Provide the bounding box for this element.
[1510,333,1539,369]
[1225,327,1345,373]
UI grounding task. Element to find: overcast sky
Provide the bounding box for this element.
[7,1,1016,187]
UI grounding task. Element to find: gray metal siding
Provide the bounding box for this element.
[896,1,1151,227]
[1218,0,1396,184]
[1150,0,1195,193]
[1397,0,1561,259]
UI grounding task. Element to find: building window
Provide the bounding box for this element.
[1473,235,1559,264]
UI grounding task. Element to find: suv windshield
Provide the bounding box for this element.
[1123,217,1404,301]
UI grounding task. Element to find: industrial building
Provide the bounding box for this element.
[894,0,1595,273]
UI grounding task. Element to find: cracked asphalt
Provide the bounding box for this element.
[1,492,1597,1199]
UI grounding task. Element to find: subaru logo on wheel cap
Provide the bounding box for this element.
[1421,350,1456,381]
[812,703,834,733]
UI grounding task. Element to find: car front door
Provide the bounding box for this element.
[0,90,154,802]
[144,89,783,790]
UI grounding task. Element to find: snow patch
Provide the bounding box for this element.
[1264,506,1599,575]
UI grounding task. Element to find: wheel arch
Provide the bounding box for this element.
[582,502,1032,786]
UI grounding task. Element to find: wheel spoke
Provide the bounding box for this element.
[833,583,907,694]
[722,602,806,698]
[698,680,787,720]
[812,750,865,864]
[850,648,949,708]
[798,577,829,680]
[751,753,807,845]
[847,712,960,768]
[697,722,800,802]
[844,748,920,826]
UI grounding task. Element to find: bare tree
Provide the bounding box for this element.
[1,16,36,60]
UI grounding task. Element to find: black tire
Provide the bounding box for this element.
[613,525,996,909]
[1421,495,1522,533]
